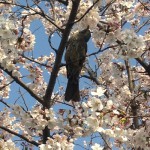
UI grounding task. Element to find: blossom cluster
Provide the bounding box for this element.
[39,135,74,150]
[66,0,100,29]
[16,28,35,51]
[0,14,36,78]
[0,139,19,150]
[42,2,66,34]
[0,0,149,150]
[24,63,47,96]
[117,29,146,59]
[43,0,100,34]
[0,70,11,98]
[0,15,18,63]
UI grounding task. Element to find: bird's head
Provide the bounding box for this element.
[79,26,91,42]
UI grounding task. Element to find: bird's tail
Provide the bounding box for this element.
[65,78,80,102]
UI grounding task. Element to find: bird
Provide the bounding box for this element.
[65,27,91,102]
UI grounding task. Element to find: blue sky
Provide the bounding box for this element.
[1,1,149,149]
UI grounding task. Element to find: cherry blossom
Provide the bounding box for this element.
[0,0,149,150]
[91,143,103,150]
[91,86,106,97]
[0,139,19,150]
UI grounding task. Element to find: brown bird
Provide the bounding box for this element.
[65,27,91,102]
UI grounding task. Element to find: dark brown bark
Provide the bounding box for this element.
[42,0,81,144]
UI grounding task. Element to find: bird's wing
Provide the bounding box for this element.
[65,40,85,77]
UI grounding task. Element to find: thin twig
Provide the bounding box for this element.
[136,18,150,33]
[21,54,52,67]
[88,45,119,57]
[138,0,150,11]
[18,88,29,111]
[48,33,58,53]
[99,133,112,150]
[0,80,14,90]
[0,1,63,32]
[125,115,150,118]
[0,99,10,108]
[74,0,101,24]
[101,0,116,16]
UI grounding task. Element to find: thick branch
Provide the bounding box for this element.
[125,60,134,92]
[125,60,139,129]
[0,126,39,146]
[57,0,68,6]
[0,66,44,105]
[42,0,81,144]
[136,57,150,76]
[44,0,80,108]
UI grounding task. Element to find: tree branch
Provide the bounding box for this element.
[0,99,10,108]
[125,60,135,92]
[0,126,39,146]
[138,0,150,11]
[135,57,150,76]
[0,1,63,32]
[44,0,81,107]
[99,133,111,150]
[57,0,68,6]
[83,66,101,85]
[0,66,44,105]
[125,60,139,129]
[42,0,81,144]
[74,0,101,24]
[0,80,14,90]
[88,45,119,57]
[135,18,150,33]
[21,54,52,67]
